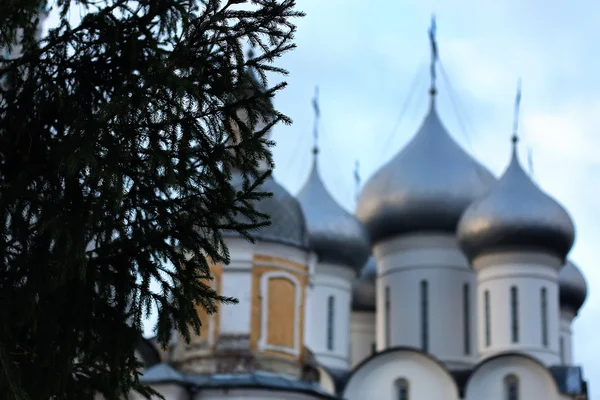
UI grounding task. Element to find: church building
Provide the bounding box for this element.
[134,19,591,400]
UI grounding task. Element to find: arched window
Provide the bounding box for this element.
[504,374,519,400]
[420,280,429,352]
[541,287,548,347]
[463,283,470,355]
[510,286,519,343]
[385,286,391,347]
[327,295,335,350]
[484,290,491,347]
[395,378,409,400]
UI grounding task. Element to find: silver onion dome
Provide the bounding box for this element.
[297,158,371,271]
[351,257,376,312]
[356,104,495,244]
[457,139,575,262]
[225,172,310,249]
[559,260,588,315]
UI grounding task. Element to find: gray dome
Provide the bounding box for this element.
[457,141,575,262]
[297,158,371,271]
[356,104,496,244]
[351,257,376,312]
[225,172,309,249]
[559,260,587,314]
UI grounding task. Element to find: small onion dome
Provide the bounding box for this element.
[297,158,371,271]
[225,172,310,249]
[559,260,588,315]
[457,138,575,262]
[351,257,377,312]
[356,105,495,244]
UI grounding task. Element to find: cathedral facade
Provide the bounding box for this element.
[136,30,591,400]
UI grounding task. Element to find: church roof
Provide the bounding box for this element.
[356,104,495,244]
[140,364,337,399]
[457,138,575,261]
[298,157,370,270]
[224,172,310,249]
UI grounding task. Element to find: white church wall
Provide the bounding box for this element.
[464,353,561,400]
[559,309,576,365]
[305,262,354,370]
[474,252,562,366]
[373,234,477,369]
[195,388,327,400]
[343,348,460,400]
[220,238,254,335]
[350,311,376,368]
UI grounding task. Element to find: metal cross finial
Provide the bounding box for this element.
[354,160,361,201]
[428,14,438,102]
[312,85,320,156]
[511,79,522,147]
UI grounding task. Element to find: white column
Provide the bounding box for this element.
[305,262,355,370]
[374,234,477,369]
[473,252,562,366]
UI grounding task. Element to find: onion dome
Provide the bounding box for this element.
[351,257,377,312]
[559,260,588,315]
[225,172,309,249]
[297,157,371,271]
[356,104,495,244]
[457,137,575,262]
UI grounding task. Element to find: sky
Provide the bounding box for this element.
[43,0,600,395]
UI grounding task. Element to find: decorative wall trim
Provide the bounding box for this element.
[253,261,309,276]
[258,271,301,357]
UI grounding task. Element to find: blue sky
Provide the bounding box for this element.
[44,0,600,394]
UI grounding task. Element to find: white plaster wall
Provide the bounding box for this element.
[350,311,376,368]
[559,309,575,365]
[196,388,326,400]
[305,262,354,370]
[219,239,254,335]
[474,253,561,366]
[219,239,312,337]
[129,384,188,400]
[464,354,560,400]
[343,349,460,400]
[373,234,477,369]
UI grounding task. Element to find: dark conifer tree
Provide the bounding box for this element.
[0,1,303,398]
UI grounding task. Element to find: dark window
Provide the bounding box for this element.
[463,283,470,355]
[420,280,429,352]
[505,375,519,400]
[327,295,335,350]
[385,286,391,347]
[371,342,376,355]
[484,290,491,347]
[541,287,548,347]
[511,286,519,343]
[396,378,409,400]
